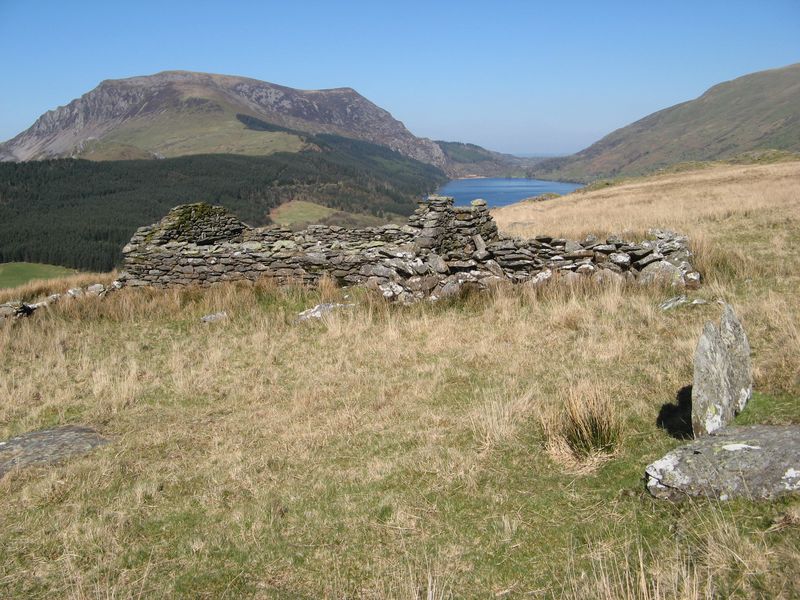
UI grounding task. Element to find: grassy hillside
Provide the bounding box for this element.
[0,262,76,289]
[436,140,546,178]
[80,103,308,160]
[534,63,800,182]
[269,200,400,229]
[1,161,798,597]
[437,141,496,163]
[0,135,446,271]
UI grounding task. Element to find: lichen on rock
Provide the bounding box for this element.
[691,304,752,437]
[645,425,800,500]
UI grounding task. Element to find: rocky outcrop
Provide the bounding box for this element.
[120,196,700,300]
[692,305,752,436]
[645,425,800,500]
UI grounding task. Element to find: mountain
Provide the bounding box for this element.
[0,71,458,271]
[534,63,800,182]
[0,70,447,168]
[435,141,546,178]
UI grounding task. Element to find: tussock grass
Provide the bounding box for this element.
[541,383,622,468]
[470,388,533,452]
[1,161,800,597]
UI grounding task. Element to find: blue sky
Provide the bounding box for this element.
[1,1,798,154]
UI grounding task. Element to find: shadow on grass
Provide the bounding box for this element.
[657,385,694,439]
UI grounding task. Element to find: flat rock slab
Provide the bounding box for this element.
[646,425,800,500]
[0,425,109,479]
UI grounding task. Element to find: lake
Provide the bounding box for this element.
[436,178,582,208]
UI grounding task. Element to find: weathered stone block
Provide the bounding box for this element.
[692,304,752,436]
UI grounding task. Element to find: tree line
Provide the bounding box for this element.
[0,134,446,271]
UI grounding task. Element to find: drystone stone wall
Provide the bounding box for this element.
[120,196,701,300]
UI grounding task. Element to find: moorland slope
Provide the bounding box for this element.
[1,161,798,597]
[533,63,800,182]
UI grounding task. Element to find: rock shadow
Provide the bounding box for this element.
[657,385,694,439]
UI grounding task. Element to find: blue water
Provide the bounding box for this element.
[437,178,582,208]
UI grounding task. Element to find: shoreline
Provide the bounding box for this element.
[437,177,584,208]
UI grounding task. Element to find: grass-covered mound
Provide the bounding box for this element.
[1,161,799,598]
[269,200,403,230]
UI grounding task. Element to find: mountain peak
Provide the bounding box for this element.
[0,71,445,168]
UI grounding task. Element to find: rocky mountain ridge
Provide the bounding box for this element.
[0,71,447,168]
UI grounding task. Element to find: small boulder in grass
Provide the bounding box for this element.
[0,425,110,479]
[85,284,106,296]
[200,311,228,323]
[297,303,354,322]
[645,425,800,500]
[659,295,708,311]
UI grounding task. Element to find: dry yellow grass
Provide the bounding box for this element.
[493,160,800,242]
[0,271,116,305]
[1,161,799,597]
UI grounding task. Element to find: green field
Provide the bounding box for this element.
[90,109,307,160]
[0,262,76,289]
[269,200,339,226]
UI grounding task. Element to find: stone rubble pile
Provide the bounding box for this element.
[0,281,120,324]
[120,195,701,301]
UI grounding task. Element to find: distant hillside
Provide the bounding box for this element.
[435,141,546,178]
[0,70,447,169]
[534,63,800,182]
[0,134,446,271]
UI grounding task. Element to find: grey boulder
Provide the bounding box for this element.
[645,425,800,500]
[200,311,228,323]
[297,303,354,321]
[692,304,752,436]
